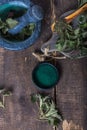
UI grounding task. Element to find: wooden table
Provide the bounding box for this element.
[0,0,87,130]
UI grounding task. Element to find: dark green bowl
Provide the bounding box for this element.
[32,63,59,90]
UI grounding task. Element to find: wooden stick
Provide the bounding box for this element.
[65,3,87,23]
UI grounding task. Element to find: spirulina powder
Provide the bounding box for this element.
[32,63,59,89]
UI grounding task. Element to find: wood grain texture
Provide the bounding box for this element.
[55,1,87,129]
[0,49,53,130]
[0,0,86,130]
[0,0,53,130]
[56,58,87,130]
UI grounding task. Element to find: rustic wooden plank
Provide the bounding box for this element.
[54,0,87,129]
[0,1,86,130]
[0,0,54,130]
[56,58,87,130]
[54,1,87,129]
[0,48,53,130]
[80,58,87,130]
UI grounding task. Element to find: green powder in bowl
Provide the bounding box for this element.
[32,63,59,89]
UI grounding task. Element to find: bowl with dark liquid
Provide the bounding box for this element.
[32,63,60,90]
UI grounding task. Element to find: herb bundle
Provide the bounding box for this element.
[54,16,87,57]
[31,94,62,128]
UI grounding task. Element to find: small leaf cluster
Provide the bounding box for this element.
[0,88,12,108]
[31,94,62,127]
[0,18,18,34]
[54,16,87,56]
[0,18,35,41]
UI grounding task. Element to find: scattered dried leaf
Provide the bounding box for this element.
[62,120,83,130]
[32,52,45,61]
[32,50,66,61]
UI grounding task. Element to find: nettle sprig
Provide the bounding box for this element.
[54,18,87,52]
[31,94,62,128]
[0,88,12,108]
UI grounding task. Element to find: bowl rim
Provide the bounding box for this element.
[32,62,60,90]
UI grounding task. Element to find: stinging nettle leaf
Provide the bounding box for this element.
[6,18,18,29]
[31,94,38,103]
[3,91,12,96]
[31,94,62,127]
[0,101,5,108]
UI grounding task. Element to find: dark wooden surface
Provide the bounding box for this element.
[0,0,87,130]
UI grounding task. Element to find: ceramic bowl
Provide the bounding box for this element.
[32,63,60,90]
[0,0,43,50]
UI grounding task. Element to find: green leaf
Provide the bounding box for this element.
[81,47,87,55]
[82,32,87,38]
[74,28,80,35]
[51,113,62,121]
[54,18,87,58]
[0,101,4,108]
[2,27,9,34]
[45,110,58,117]
[31,94,62,127]
[6,18,18,29]
[24,23,35,36]
[0,18,35,41]
[41,103,50,113]
[48,117,54,125]
[56,43,64,51]
[0,19,5,29]
[31,94,38,103]
[53,118,60,127]
[3,91,12,96]
[29,23,35,30]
